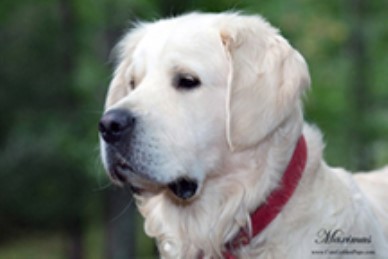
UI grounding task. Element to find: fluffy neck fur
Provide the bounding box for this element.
[135,108,317,258]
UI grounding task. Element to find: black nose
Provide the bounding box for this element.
[98,109,136,143]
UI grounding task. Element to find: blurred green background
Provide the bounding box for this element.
[0,0,387,258]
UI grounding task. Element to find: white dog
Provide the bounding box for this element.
[99,12,388,258]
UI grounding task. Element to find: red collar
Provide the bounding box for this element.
[223,135,307,258]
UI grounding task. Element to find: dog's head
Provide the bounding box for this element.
[99,13,310,201]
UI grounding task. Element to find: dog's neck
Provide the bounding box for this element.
[223,135,307,257]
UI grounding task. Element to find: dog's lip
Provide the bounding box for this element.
[110,162,156,185]
[110,164,202,200]
[109,165,165,196]
[110,165,129,183]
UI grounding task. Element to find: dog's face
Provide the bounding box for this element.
[99,13,310,201]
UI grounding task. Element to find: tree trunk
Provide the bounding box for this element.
[65,218,85,259]
[59,0,76,75]
[347,0,373,170]
[104,187,137,259]
[58,0,85,258]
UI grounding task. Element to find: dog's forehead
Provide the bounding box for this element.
[134,16,222,61]
[130,16,228,81]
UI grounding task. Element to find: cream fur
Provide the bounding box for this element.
[100,12,388,258]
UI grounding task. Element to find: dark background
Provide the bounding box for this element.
[0,0,387,258]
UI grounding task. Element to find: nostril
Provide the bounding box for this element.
[98,109,136,143]
[110,121,121,133]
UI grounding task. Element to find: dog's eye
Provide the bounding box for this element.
[129,79,135,90]
[174,73,201,89]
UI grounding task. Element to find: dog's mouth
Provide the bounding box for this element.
[109,158,199,201]
[108,158,162,194]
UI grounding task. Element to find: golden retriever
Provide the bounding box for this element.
[99,12,388,258]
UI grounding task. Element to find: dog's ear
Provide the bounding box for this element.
[105,25,147,109]
[220,15,310,150]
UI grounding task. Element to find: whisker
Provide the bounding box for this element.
[112,148,132,168]
[110,190,135,223]
[93,181,113,192]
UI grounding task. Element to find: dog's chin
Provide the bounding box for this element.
[109,164,200,201]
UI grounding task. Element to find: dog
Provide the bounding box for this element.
[98,12,388,258]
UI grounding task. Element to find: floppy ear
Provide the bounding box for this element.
[105,25,147,109]
[220,15,310,150]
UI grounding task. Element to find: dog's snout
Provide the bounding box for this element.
[99,109,136,143]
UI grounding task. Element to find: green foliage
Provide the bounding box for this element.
[0,0,101,239]
[0,233,65,259]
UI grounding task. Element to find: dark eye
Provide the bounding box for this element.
[129,79,135,89]
[174,73,201,89]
